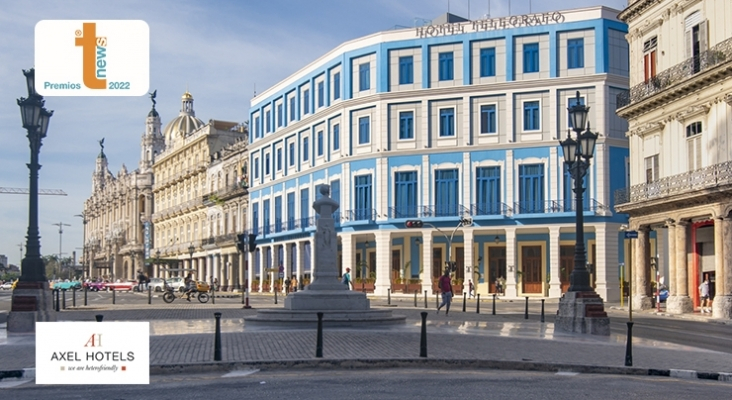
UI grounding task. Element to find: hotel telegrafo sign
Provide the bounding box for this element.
[415,11,565,38]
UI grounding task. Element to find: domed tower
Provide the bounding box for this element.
[162,91,205,147]
[139,90,165,173]
[92,140,109,192]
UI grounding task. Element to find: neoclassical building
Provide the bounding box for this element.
[615,0,732,318]
[248,6,630,300]
[82,101,163,281]
[150,92,248,288]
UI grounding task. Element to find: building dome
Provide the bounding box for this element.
[162,91,204,142]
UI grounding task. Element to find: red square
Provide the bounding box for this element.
[121,366,126,371]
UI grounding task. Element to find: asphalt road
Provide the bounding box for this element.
[1,368,729,399]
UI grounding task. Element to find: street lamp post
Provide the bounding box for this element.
[555,91,609,335]
[188,244,195,276]
[8,68,56,332]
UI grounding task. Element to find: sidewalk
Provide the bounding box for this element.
[2,298,731,382]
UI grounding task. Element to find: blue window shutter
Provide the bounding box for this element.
[318,81,324,107]
[399,111,414,139]
[359,116,370,144]
[265,110,271,132]
[394,171,418,218]
[567,38,584,69]
[523,43,539,73]
[263,199,270,234]
[277,104,283,127]
[276,148,282,171]
[480,105,496,134]
[287,192,295,230]
[519,164,545,213]
[265,153,270,175]
[288,143,295,166]
[300,188,309,226]
[359,63,370,91]
[354,175,373,220]
[252,203,259,235]
[303,137,309,161]
[439,108,455,137]
[475,167,501,214]
[317,131,323,156]
[438,52,454,80]
[330,180,340,214]
[254,157,259,179]
[333,72,340,100]
[274,196,282,232]
[480,48,496,77]
[434,169,459,216]
[399,56,413,84]
[523,101,540,131]
[303,89,310,114]
[289,97,296,121]
[333,124,340,150]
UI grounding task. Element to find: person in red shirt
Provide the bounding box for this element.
[436,270,453,315]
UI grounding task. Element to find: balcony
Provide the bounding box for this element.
[512,200,605,215]
[344,208,377,222]
[470,202,513,217]
[617,37,732,114]
[615,161,732,208]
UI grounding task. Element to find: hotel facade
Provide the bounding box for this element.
[247,6,630,300]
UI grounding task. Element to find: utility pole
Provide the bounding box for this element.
[18,242,23,266]
[53,222,71,279]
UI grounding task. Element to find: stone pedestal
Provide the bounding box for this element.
[7,282,56,333]
[666,295,693,314]
[632,294,652,310]
[712,295,732,319]
[555,291,610,336]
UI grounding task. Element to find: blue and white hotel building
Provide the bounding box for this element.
[247,6,630,301]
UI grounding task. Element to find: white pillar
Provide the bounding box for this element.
[226,253,234,291]
[375,230,391,296]
[595,223,619,302]
[342,233,354,275]
[282,243,290,294]
[297,241,305,288]
[505,227,518,298]
[548,226,562,298]
[463,229,475,287]
[421,231,433,293]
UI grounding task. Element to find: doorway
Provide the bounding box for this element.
[488,246,506,293]
[521,245,543,294]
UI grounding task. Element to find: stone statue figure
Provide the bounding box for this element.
[98,138,105,151]
[148,89,157,106]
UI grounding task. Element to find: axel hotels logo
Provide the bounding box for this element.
[35,20,149,96]
[36,322,150,385]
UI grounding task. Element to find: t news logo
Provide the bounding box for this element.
[35,20,149,96]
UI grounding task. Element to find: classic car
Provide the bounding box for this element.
[52,280,83,290]
[83,281,107,291]
[104,280,136,291]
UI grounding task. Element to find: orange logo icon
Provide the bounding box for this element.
[74,22,107,89]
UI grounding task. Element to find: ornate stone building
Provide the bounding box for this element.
[83,100,163,281]
[150,91,247,287]
[616,0,732,318]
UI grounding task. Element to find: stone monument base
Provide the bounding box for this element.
[712,295,732,319]
[7,283,56,333]
[555,291,610,336]
[666,295,693,314]
[632,294,652,310]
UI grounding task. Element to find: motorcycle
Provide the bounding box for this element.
[162,281,209,304]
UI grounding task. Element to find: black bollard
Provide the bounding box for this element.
[492,293,496,315]
[462,292,467,312]
[540,299,545,323]
[624,321,634,366]
[148,286,152,305]
[212,286,216,305]
[387,288,391,305]
[419,312,428,358]
[95,314,103,322]
[424,290,428,309]
[524,297,529,319]
[274,288,278,305]
[214,312,222,361]
[84,285,88,306]
[476,294,480,314]
[55,289,60,312]
[62,289,66,310]
[72,287,76,307]
[435,292,439,308]
[316,312,324,358]
[112,288,116,305]
[414,290,418,307]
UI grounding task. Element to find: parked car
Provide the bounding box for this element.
[166,277,186,292]
[196,281,210,292]
[148,278,166,292]
[83,281,106,292]
[53,280,82,290]
[104,280,136,291]
[0,281,14,290]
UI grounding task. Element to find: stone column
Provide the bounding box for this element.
[273,244,281,290]
[246,250,254,293]
[713,216,732,318]
[297,241,305,289]
[226,254,234,291]
[548,226,562,298]
[667,221,693,313]
[282,243,290,294]
[667,222,676,296]
[375,231,391,296]
[633,226,652,310]
[463,229,474,288]
[595,224,618,302]
[421,231,433,292]
[505,227,518,298]
[342,234,354,276]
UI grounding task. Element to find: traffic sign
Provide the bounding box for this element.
[279,265,284,273]
[624,230,638,239]
[278,272,285,278]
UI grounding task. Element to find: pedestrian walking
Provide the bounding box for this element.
[468,279,475,298]
[436,270,453,315]
[342,267,352,289]
[699,277,711,313]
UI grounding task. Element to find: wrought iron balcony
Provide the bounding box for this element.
[512,199,603,214]
[345,208,377,222]
[615,161,732,206]
[470,202,513,216]
[617,37,732,110]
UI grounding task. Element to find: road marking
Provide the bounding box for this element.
[555,372,579,376]
[222,369,260,378]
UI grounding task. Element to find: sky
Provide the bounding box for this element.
[0,0,626,268]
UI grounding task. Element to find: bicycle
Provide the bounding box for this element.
[162,282,210,304]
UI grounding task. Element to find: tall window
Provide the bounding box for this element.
[264,153,270,175]
[567,38,584,69]
[253,157,260,180]
[685,12,707,74]
[645,155,659,183]
[254,116,260,138]
[518,164,544,213]
[687,122,702,171]
[354,174,372,220]
[567,96,585,129]
[286,192,295,230]
[333,72,341,100]
[359,62,370,91]
[277,103,283,127]
[399,56,413,84]
[523,101,540,131]
[332,124,340,151]
[289,97,296,121]
[480,105,496,134]
[303,137,309,162]
[276,148,282,171]
[435,169,459,216]
[252,203,259,235]
[300,188,309,227]
[317,81,324,108]
[303,89,310,114]
[265,110,271,132]
[475,167,501,215]
[438,52,454,80]
[643,36,657,83]
[439,108,455,137]
[523,43,539,73]
[317,130,324,156]
[274,196,282,233]
[288,142,295,166]
[263,199,271,235]
[399,111,414,139]
[394,171,417,217]
[479,47,496,77]
[358,116,370,144]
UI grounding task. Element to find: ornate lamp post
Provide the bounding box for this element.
[8,68,56,332]
[555,91,609,335]
[188,244,195,274]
